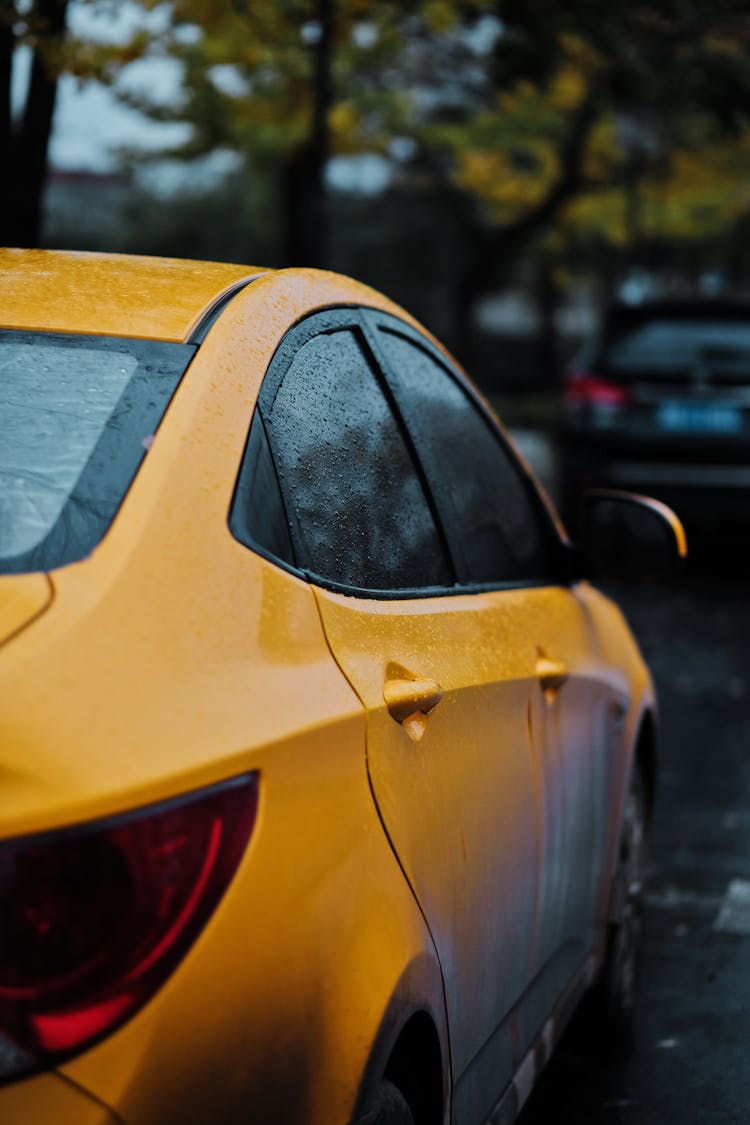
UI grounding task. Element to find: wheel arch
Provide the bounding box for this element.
[633,707,658,820]
[383,1011,444,1125]
[352,956,449,1125]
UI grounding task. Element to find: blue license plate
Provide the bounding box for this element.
[656,401,742,434]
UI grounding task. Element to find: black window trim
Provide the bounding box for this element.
[229,305,574,599]
[355,318,460,581]
[188,275,265,344]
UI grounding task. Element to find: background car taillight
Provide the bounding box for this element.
[0,773,259,1081]
[564,370,631,408]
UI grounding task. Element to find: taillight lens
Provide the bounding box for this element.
[564,370,630,408]
[0,773,258,1080]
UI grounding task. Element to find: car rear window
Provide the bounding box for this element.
[605,318,750,375]
[0,330,196,574]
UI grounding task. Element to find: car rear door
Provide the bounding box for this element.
[363,315,615,1069]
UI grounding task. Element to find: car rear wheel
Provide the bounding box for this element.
[359,1080,416,1125]
[596,767,647,1040]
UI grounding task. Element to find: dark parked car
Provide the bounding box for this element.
[560,300,750,540]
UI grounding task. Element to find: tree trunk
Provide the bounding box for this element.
[1,0,69,247]
[0,6,15,238]
[282,0,332,267]
[535,254,560,386]
[449,93,599,368]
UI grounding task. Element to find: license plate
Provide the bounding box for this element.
[656,401,742,434]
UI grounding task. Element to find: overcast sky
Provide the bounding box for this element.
[17,2,498,194]
[12,2,188,174]
[10,1,391,194]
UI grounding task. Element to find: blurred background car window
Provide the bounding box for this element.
[606,319,750,375]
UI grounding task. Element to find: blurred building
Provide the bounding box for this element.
[42,168,134,250]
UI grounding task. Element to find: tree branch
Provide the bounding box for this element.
[462,89,601,294]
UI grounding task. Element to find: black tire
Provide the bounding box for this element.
[592,767,648,1042]
[359,1080,416,1125]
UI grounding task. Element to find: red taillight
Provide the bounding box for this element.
[564,370,630,408]
[0,773,258,1080]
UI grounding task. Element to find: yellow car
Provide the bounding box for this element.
[0,250,685,1125]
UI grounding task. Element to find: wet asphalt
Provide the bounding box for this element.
[519,554,750,1124]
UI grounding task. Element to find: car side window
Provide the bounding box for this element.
[230,410,296,566]
[374,324,557,586]
[245,323,453,593]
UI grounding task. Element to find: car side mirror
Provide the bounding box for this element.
[580,489,688,579]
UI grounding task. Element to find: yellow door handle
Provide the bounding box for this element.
[383,677,444,724]
[535,650,569,695]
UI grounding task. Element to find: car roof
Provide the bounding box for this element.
[605,298,750,326]
[0,249,269,342]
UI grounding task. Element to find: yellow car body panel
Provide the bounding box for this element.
[0,248,259,341]
[0,571,54,649]
[0,1071,123,1125]
[0,254,655,1125]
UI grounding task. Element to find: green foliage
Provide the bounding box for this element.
[27,0,750,273]
[67,2,421,161]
